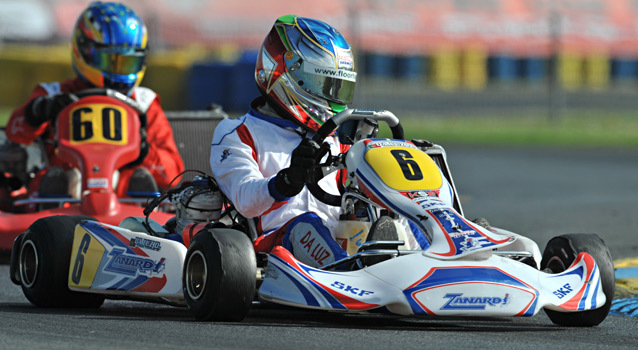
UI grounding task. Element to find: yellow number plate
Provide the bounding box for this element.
[69,104,128,145]
[364,146,443,191]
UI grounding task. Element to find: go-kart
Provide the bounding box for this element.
[0,89,174,252]
[9,109,615,327]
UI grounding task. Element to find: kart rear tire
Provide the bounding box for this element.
[541,233,615,327]
[18,215,105,308]
[183,228,256,321]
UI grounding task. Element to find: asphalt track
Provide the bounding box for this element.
[2,145,638,349]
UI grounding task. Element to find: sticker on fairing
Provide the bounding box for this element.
[88,178,109,189]
[69,225,106,289]
[365,139,417,149]
[364,146,443,191]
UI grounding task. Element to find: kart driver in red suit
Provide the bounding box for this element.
[4,2,183,202]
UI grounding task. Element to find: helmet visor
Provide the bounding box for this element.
[89,48,146,75]
[291,61,356,105]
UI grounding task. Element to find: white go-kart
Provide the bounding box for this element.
[10,109,614,326]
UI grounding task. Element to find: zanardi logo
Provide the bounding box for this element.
[104,247,166,277]
[440,293,510,310]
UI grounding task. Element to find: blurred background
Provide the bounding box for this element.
[2,0,638,145]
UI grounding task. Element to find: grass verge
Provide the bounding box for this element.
[0,108,9,128]
[380,111,638,148]
[3,107,636,149]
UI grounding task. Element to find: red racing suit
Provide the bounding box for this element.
[6,77,184,196]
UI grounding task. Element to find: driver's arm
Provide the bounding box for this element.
[210,117,280,218]
[5,85,51,145]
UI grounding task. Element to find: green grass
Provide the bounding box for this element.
[0,108,9,128]
[378,111,638,148]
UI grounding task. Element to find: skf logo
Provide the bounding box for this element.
[331,281,374,297]
[553,283,573,299]
[440,293,510,310]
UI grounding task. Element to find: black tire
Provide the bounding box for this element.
[183,228,256,322]
[19,215,105,308]
[541,233,615,327]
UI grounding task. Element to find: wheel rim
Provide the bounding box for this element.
[185,251,207,300]
[545,256,567,273]
[20,240,39,288]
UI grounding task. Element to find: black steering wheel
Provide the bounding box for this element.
[306,109,404,207]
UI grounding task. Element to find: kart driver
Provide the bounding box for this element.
[210,15,433,268]
[5,1,184,201]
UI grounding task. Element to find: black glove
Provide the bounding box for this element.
[24,93,78,128]
[273,138,321,198]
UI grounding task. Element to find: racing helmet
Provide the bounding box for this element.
[255,15,356,132]
[71,1,148,95]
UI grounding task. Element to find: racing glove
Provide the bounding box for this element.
[24,93,78,128]
[273,138,321,198]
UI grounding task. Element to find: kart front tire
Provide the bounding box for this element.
[541,233,615,327]
[19,215,105,308]
[183,228,256,322]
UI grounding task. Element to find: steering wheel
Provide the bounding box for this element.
[306,109,404,207]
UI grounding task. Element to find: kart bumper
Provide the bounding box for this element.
[258,246,605,317]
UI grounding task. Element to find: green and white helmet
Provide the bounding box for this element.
[255,15,356,132]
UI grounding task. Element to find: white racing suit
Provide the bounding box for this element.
[210,105,349,267]
[210,104,450,267]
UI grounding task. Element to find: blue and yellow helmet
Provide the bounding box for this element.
[71,1,148,95]
[256,15,356,132]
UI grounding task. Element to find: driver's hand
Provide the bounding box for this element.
[273,138,321,198]
[24,93,79,127]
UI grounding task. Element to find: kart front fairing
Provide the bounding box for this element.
[348,139,515,259]
[258,137,607,316]
[259,243,604,317]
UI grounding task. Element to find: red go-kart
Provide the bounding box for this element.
[0,89,173,252]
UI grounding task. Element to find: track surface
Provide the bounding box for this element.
[2,145,638,349]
